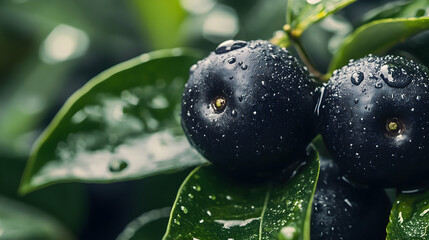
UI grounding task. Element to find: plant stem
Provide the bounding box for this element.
[283,25,328,83]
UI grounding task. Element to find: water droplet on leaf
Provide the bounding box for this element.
[109,159,128,172]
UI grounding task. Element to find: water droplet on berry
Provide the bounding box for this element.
[380,63,412,88]
[215,40,247,54]
[351,72,364,85]
[227,57,236,64]
[375,82,383,88]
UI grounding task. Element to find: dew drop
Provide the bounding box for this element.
[231,110,237,118]
[380,63,412,88]
[181,206,188,214]
[190,64,198,73]
[227,57,236,64]
[375,82,383,88]
[215,40,247,54]
[108,159,128,172]
[280,226,298,240]
[193,185,201,191]
[351,72,364,85]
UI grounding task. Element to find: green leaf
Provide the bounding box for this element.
[20,49,207,194]
[328,17,429,74]
[0,195,72,240]
[362,0,428,23]
[386,190,429,240]
[286,0,355,37]
[163,147,319,240]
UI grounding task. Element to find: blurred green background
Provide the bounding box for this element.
[1,0,426,239]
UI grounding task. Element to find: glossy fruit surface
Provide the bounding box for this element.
[311,156,390,240]
[181,40,316,172]
[319,55,429,188]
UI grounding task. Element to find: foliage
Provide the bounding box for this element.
[0,0,428,239]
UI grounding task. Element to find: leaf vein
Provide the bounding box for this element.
[259,183,272,240]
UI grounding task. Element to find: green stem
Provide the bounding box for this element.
[284,25,329,83]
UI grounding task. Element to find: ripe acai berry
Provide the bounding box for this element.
[319,55,429,188]
[181,40,316,173]
[311,156,390,240]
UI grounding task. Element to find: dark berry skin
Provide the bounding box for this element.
[319,55,429,188]
[181,40,316,173]
[311,156,390,240]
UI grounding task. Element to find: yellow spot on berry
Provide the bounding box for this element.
[388,122,398,131]
[212,96,226,112]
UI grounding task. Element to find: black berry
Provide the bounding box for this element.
[181,40,316,172]
[311,156,390,240]
[319,55,429,188]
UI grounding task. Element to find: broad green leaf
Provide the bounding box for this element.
[163,147,319,240]
[386,190,429,240]
[286,0,355,37]
[328,17,429,74]
[362,0,428,23]
[20,49,207,194]
[0,195,72,240]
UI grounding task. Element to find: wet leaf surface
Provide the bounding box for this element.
[387,189,429,240]
[329,17,429,73]
[20,49,206,194]
[163,147,319,240]
[286,0,355,37]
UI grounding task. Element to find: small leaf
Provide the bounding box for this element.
[0,195,72,240]
[20,49,207,194]
[328,17,429,74]
[386,190,429,240]
[286,0,355,37]
[270,30,291,48]
[163,147,319,240]
[362,0,428,23]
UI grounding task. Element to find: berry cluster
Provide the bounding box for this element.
[181,40,429,239]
